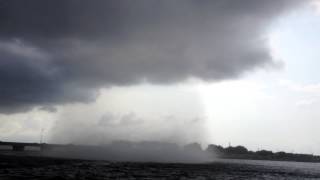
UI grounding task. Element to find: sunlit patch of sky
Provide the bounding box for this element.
[199,3,320,153]
[269,3,320,84]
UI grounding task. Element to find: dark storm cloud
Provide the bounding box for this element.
[0,0,303,113]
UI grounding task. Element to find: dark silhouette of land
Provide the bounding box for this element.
[206,144,320,163]
[1,140,320,163]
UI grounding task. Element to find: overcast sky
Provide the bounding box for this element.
[1,0,320,154]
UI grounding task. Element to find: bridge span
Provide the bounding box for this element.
[0,141,66,151]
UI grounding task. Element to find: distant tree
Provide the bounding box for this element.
[256,150,273,156]
[206,144,224,155]
[275,151,286,157]
[225,146,248,154]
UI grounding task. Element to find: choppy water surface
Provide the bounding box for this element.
[1,155,320,179]
[216,159,320,179]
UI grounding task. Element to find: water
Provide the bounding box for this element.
[1,155,320,179]
[220,159,320,173]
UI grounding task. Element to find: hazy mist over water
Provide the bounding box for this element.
[41,141,213,163]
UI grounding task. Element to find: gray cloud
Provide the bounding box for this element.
[0,0,303,113]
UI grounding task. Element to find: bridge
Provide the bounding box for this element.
[0,141,66,151]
